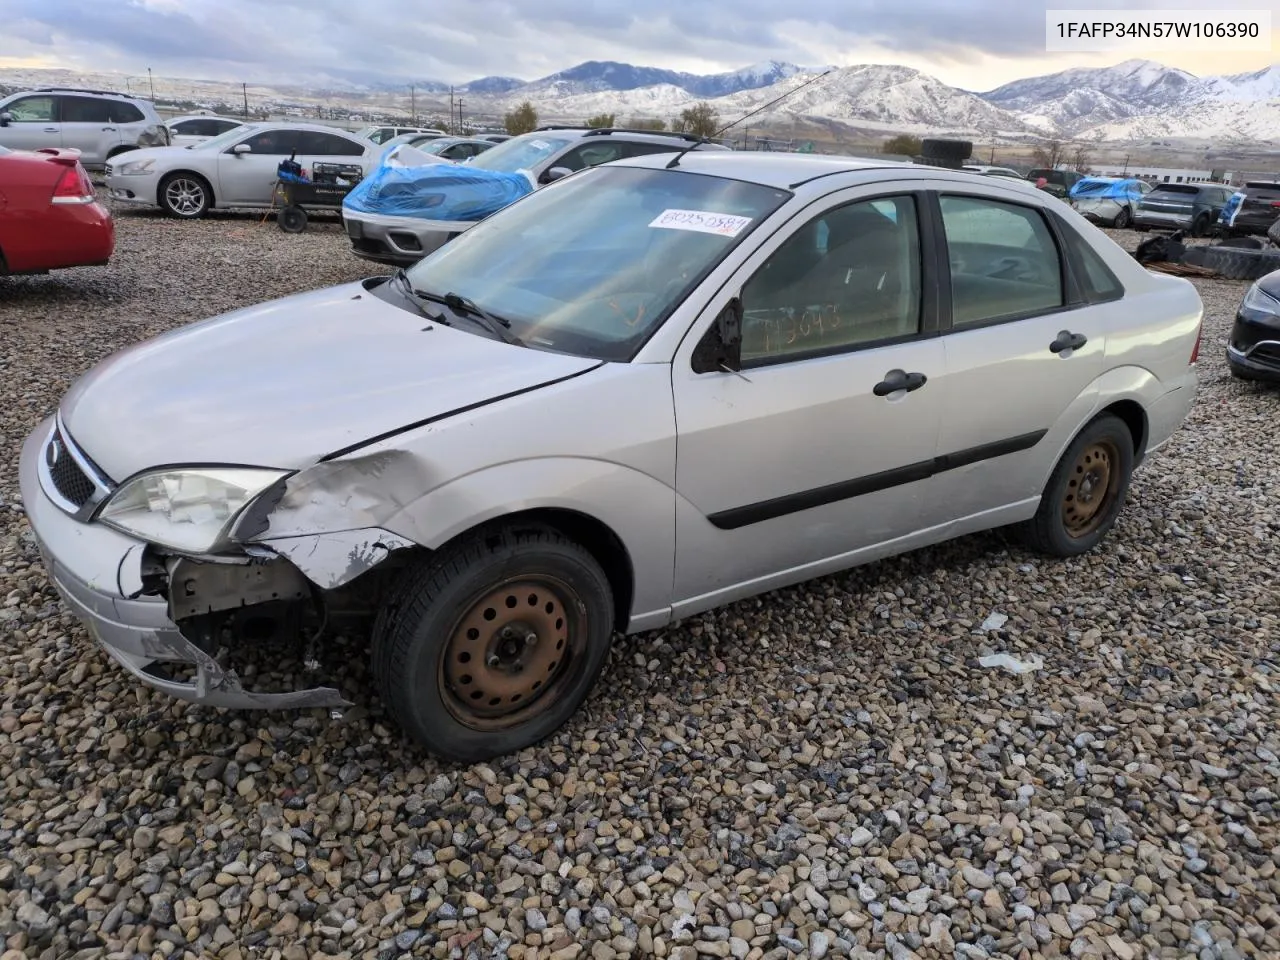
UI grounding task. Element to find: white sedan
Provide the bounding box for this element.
[164,114,246,147]
[104,122,378,219]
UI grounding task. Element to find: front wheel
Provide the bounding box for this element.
[1022,414,1135,557]
[1113,207,1131,229]
[370,524,615,762]
[158,173,210,219]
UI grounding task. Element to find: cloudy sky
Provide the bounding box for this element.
[0,0,1276,91]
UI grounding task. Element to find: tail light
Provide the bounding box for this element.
[1190,315,1203,364]
[51,163,95,205]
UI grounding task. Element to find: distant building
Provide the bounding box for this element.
[1090,165,1233,184]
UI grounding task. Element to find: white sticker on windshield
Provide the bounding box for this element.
[529,139,552,149]
[649,208,753,237]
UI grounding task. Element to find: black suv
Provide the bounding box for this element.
[1222,180,1280,236]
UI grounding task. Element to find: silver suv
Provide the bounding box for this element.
[344,125,732,265]
[0,87,169,169]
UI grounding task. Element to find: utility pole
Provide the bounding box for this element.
[989,144,995,163]
[148,67,155,100]
[449,86,454,133]
[457,98,464,133]
[242,83,249,119]
[1122,153,1130,175]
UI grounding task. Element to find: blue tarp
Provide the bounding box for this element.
[1218,191,1247,226]
[342,145,534,222]
[1069,177,1145,200]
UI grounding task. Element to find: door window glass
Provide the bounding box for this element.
[5,96,56,122]
[939,195,1064,327]
[738,195,922,364]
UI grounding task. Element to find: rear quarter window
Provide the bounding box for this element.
[110,102,146,124]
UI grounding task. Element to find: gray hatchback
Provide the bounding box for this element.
[20,152,1202,761]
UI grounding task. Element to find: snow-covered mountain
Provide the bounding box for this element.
[715,65,1039,135]
[981,59,1202,113]
[495,59,818,100]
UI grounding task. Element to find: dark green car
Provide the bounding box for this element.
[1134,182,1234,236]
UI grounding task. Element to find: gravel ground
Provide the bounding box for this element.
[1,199,1278,960]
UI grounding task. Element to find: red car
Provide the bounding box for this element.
[0,145,114,275]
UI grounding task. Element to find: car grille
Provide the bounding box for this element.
[44,427,100,508]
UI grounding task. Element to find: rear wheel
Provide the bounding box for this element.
[1191,213,1211,237]
[158,173,211,219]
[1022,414,1134,557]
[370,524,615,762]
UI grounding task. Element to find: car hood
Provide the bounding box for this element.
[59,279,602,480]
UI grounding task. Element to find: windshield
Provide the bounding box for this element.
[467,133,572,173]
[404,165,791,361]
[196,124,259,150]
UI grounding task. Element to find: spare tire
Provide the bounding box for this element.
[1200,245,1280,281]
[920,138,973,162]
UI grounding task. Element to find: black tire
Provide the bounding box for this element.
[1267,218,1280,247]
[920,138,972,162]
[1201,245,1280,281]
[1022,414,1135,558]
[1216,236,1263,250]
[1227,358,1259,382]
[370,524,615,763]
[158,172,211,219]
[1113,206,1131,229]
[1190,213,1211,238]
[278,205,308,233]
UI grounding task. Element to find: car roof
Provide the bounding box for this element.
[611,150,1066,200]
[242,122,368,137]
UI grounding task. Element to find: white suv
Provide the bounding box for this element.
[0,87,169,169]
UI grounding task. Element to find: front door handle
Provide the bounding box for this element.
[1050,330,1088,354]
[43,127,58,133]
[102,126,117,132]
[873,369,928,397]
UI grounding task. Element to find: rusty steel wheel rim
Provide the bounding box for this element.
[1062,439,1120,538]
[439,576,581,730]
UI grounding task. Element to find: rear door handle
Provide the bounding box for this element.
[102,126,116,132]
[43,127,58,133]
[1050,330,1088,354]
[873,369,928,397]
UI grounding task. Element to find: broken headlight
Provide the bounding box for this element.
[98,468,288,553]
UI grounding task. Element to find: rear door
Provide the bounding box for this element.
[0,95,62,152]
[59,96,121,164]
[928,189,1116,523]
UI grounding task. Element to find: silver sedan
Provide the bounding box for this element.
[20,153,1202,761]
[104,122,378,218]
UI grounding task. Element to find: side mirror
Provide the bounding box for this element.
[0,112,11,127]
[691,297,744,374]
[232,143,252,155]
[540,166,573,184]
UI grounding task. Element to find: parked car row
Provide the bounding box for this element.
[343,125,732,265]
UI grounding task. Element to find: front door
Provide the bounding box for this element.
[928,190,1115,522]
[671,190,946,613]
[0,95,62,152]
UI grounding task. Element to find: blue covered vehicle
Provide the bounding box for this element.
[1068,176,1153,229]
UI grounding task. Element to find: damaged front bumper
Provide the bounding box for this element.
[17,416,382,710]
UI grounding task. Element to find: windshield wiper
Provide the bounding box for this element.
[441,291,526,347]
[391,268,452,326]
